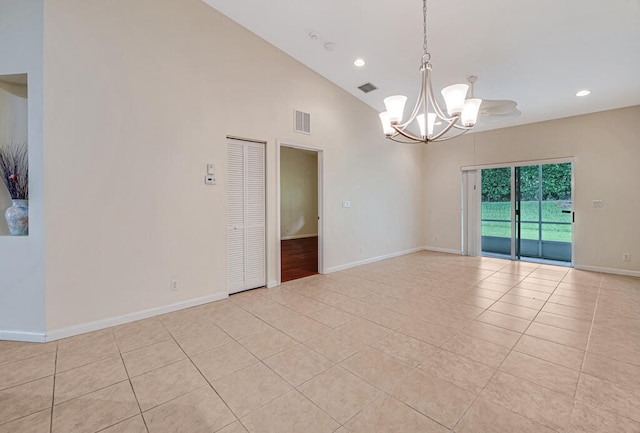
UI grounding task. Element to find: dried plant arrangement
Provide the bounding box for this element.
[0,143,29,200]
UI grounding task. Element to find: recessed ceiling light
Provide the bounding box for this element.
[354,58,366,67]
[576,89,591,97]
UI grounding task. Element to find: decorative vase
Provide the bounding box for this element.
[5,199,28,236]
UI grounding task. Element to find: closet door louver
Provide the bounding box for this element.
[227,139,265,293]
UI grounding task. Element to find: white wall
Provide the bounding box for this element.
[280,147,318,239]
[42,0,425,333]
[424,105,640,274]
[0,0,45,340]
[0,82,28,235]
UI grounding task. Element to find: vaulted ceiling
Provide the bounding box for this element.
[203,0,640,131]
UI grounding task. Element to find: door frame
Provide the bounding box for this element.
[461,157,575,265]
[276,140,325,285]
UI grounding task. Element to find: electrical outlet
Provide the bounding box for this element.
[342,200,351,208]
[593,200,603,208]
[623,253,631,261]
[170,279,179,291]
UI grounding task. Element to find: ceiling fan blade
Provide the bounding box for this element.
[479,108,522,124]
[480,99,518,115]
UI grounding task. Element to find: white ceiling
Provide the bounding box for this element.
[203,0,640,131]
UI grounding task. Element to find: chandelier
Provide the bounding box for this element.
[378,0,482,143]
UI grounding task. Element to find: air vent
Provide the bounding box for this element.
[294,109,311,134]
[358,83,377,93]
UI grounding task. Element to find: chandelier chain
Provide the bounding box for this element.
[422,0,428,60]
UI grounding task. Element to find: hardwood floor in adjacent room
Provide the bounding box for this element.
[281,236,318,282]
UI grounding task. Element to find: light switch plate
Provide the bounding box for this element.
[207,164,215,175]
[205,175,216,185]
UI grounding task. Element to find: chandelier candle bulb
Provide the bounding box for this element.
[378,112,394,136]
[441,84,469,116]
[383,95,407,124]
[461,98,482,126]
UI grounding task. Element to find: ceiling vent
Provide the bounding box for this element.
[358,83,377,93]
[294,109,311,134]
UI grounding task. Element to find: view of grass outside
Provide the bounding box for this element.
[482,201,572,242]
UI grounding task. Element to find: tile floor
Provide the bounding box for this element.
[1,251,640,432]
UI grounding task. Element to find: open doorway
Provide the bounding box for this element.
[278,143,323,283]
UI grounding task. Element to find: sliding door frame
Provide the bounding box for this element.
[461,157,576,265]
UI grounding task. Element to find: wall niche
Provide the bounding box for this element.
[0,74,28,236]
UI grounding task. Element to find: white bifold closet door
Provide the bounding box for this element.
[227,138,266,294]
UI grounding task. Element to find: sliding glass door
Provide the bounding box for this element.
[480,162,573,264]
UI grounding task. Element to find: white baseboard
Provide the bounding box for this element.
[0,330,46,343]
[423,246,463,255]
[326,247,425,274]
[45,291,228,342]
[266,280,279,288]
[574,264,640,278]
[281,234,318,240]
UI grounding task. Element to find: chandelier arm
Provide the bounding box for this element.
[386,135,421,144]
[391,124,425,142]
[428,128,470,142]
[426,72,456,121]
[452,124,473,131]
[396,67,427,129]
[428,117,460,141]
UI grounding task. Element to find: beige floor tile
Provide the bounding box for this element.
[565,401,640,433]
[499,294,545,310]
[507,287,551,301]
[0,352,55,391]
[525,322,588,350]
[303,305,356,329]
[451,294,496,309]
[391,368,476,428]
[489,302,539,321]
[397,319,457,347]
[191,341,258,382]
[475,310,531,333]
[481,371,573,431]
[0,408,51,433]
[206,301,255,324]
[0,376,53,425]
[214,314,273,340]
[345,395,448,433]
[114,317,172,353]
[158,309,217,337]
[587,331,640,366]
[454,397,556,433]
[499,351,579,395]
[554,287,598,301]
[54,356,128,404]
[130,359,207,411]
[467,287,506,300]
[172,324,233,357]
[575,373,640,423]
[371,332,437,365]
[340,346,414,393]
[238,327,298,359]
[461,321,521,349]
[516,281,556,294]
[474,281,513,293]
[419,347,495,394]
[240,390,339,433]
[101,415,147,433]
[303,329,367,363]
[442,333,510,368]
[217,421,248,433]
[534,311,591,334]
[272,292,325,316]
[212,362,291,418]
[256,305,331,342]
[298,366,380,424]
[582,352,640,389]
[513,335,584,371]
[121,339,186,377]
[335,318,392,344]
[229,290,280,313]
[0,341,57,367]
[263,344,332,386]
[541,302,593,321]
[52,381,138,433]
[144,386,235,433]
[549,293,597,310]
[56,329,120,372]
